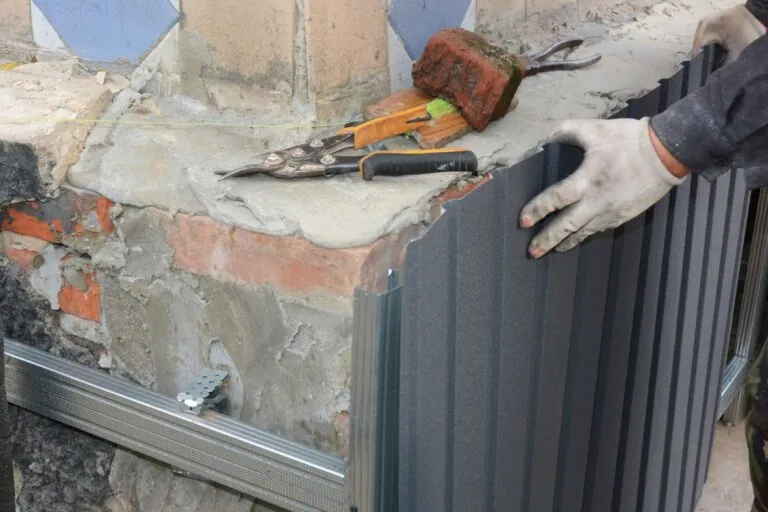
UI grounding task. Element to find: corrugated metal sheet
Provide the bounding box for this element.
[397,45,751,512]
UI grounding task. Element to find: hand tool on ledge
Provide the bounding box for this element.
[215,145,479,181]
[215,98,478,181]
[411,28,601,132]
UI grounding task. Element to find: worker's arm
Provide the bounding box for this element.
[520,33,768,258]
[650,32,768,188]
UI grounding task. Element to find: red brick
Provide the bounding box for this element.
[1,187,114,243]
[5,247,37,270]
[58,262,101,322]
[412,28,525,131]
[164,214,372,297]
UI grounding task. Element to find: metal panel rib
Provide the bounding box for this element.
[4,339,346,512]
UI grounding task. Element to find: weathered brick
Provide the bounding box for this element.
[5,247,37,271]
[1,187,114,244]
[164,213,371,298]
[2,231,47,270]
[58,256,101,322]
[412,28,525,131]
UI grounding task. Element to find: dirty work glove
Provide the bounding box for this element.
[519,117,687,258]
[692,4,765,64]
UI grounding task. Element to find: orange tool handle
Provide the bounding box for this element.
[337,104,432,148]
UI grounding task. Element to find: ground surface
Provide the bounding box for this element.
[699,421,755,512]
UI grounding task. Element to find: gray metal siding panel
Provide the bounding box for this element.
[680,173,729,512]
[582,212,646,512]
[615,193,671,512]
[526,146,583,512]
[639,179,693,512]
[663,176,711,512]
[488,152,547,512]
[399,215,453,512]
[397,45,749,512]
[553,229,615,511]
[451,159,505,512]
[697,172,750,491]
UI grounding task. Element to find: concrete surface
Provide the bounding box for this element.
[698,422,754,512]
[68,0,733,250]
[0,60,112,193]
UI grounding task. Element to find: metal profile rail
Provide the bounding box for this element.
[720,188,768,421]
[3,339,347,512]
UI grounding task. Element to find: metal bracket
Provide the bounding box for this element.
[176,368,229,415]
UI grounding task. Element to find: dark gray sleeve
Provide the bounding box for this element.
[748,0,768,27]
[649,33,768,188]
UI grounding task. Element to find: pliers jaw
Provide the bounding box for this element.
[215,132,355,180]
[522,38,602,75]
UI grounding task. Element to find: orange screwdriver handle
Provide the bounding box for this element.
[337,104,432,148]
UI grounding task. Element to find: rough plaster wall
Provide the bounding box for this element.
[476,0,654,46]
[182,0,295,88]
[104,207,353,456]
[0,0,31,40]
[305,0,390,121]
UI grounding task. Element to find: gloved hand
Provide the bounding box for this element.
[692,4,765,64]
[519,117,687,259]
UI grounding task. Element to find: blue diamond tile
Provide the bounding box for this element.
[389,0,472,60]
[33,0,179,63]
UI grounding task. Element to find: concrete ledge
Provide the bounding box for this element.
[0,61,112,197]
[64,0,728,250]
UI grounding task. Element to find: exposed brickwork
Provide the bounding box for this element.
[0,187,114,244]
[59,256,101,322]
[4,247,37,271]
[412,28,525,131]
[164,212,372,297]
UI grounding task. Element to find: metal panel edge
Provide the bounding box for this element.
[4,339,346,512]
[348,272,402,512]
[721,188,768,422]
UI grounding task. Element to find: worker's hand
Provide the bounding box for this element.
[519,117,688,258]
[691,5,765,65]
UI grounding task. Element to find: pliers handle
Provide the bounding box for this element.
[522,38,601,75]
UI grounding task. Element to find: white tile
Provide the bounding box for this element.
[135,22,180,75]
[388,24,413,93]
[31,1,66,50]
[461,0,477,31]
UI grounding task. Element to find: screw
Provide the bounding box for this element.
[309,138,324,148]
[320,154,336,165]
[264,153,282,164]
[291,148,306,158]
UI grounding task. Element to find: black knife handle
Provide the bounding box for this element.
[359,149,479,181]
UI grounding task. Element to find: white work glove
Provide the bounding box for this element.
[519,117,686,258]
[692,4,765,64]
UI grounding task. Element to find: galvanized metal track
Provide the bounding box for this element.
[3,339,347,512]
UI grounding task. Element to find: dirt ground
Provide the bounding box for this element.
[698,421,755,512]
